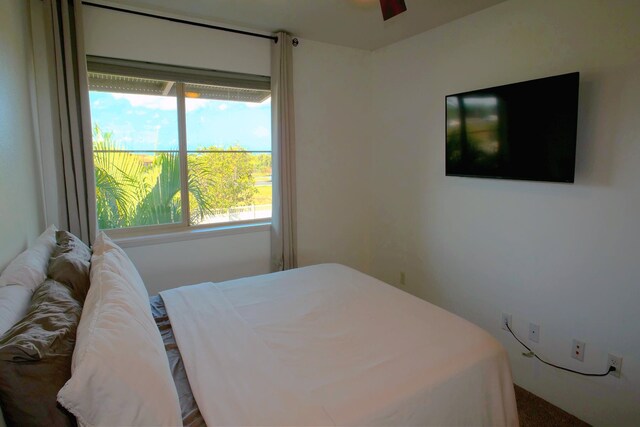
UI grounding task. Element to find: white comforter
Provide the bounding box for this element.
[161,264,518,426]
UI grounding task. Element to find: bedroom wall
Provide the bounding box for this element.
[0,0,45,270]
[82,6,373,291]
[369,0,640,424]
[293,39,372,273]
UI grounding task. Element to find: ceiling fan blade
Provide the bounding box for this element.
[380,0,407,21]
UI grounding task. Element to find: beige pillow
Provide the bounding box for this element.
[53,230,92,259]
[47,231,92,302]
[57,233,182,426]
[0,280,81,427]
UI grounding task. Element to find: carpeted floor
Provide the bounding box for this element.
[515,385,590,426]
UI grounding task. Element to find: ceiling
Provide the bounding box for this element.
[100,0,506,51]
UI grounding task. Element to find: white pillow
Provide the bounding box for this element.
[0,225,57,337]
[90,230,119,256]
[57,233,182,427]
[0,224,57,289]
[0,285,34,339]
[90,232,149,302]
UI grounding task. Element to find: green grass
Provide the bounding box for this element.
[254,185,272,205]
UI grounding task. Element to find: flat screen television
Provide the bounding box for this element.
[445,72,579,183]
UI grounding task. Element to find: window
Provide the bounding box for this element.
[87,57,272,236]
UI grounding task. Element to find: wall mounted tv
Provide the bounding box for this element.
[446,72,579,183]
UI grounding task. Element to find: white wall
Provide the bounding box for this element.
[82,7,373,289]
[293,39,372,273]
[83,5,271,76]
[123,230,271,295]
[370,0,640,424]
[0,0,45,270]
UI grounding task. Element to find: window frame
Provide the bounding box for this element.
[86,56,272,240]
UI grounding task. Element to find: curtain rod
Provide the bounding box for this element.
[81,1,279,43]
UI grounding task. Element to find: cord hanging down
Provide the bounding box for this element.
[505,323,615,377]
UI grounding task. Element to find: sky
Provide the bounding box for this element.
[89,91,271,152]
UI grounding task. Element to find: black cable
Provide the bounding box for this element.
[505,323,615,377]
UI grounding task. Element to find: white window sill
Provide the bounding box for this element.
[109,222,271,249]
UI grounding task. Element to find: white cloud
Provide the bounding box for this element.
[218,104,228,111]
[113,93,177,110]
[253,126,270,138]
[245,97,271,108]
[185,98,209,112]
[112,93,209,112]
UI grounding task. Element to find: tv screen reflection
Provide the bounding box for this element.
[446,72,579,183]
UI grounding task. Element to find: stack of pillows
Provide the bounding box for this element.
[0,228,182,427]
[0,225,90,426]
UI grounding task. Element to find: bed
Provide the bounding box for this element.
[159,263,518,426]
[0,229,518,426]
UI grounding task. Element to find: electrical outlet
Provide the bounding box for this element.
[501,313,512,331]
[528,323,540,343]
[571,339,586,362]
[607,354,622,378]
[399,272,406,286]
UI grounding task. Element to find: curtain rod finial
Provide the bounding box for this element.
[292,38,299,47]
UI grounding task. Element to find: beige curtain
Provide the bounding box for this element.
[271,32,297,271]
[44,0,96,244]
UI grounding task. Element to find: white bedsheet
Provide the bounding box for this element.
[161,264,518,426]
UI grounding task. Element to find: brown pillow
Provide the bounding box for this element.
[52,231,91,260]
[47,231,92,302]
[0,279,81,427]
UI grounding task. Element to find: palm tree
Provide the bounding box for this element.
[132,152,182,226]
[92,125,221,229]
[93,126,145,229]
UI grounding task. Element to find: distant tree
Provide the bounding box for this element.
[252,153,272,175]
[188,146,257,214]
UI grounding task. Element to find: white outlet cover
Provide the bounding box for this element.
[607,354,622,378]
[572,339,585,362]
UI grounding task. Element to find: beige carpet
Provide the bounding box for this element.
[515,385,590,427]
